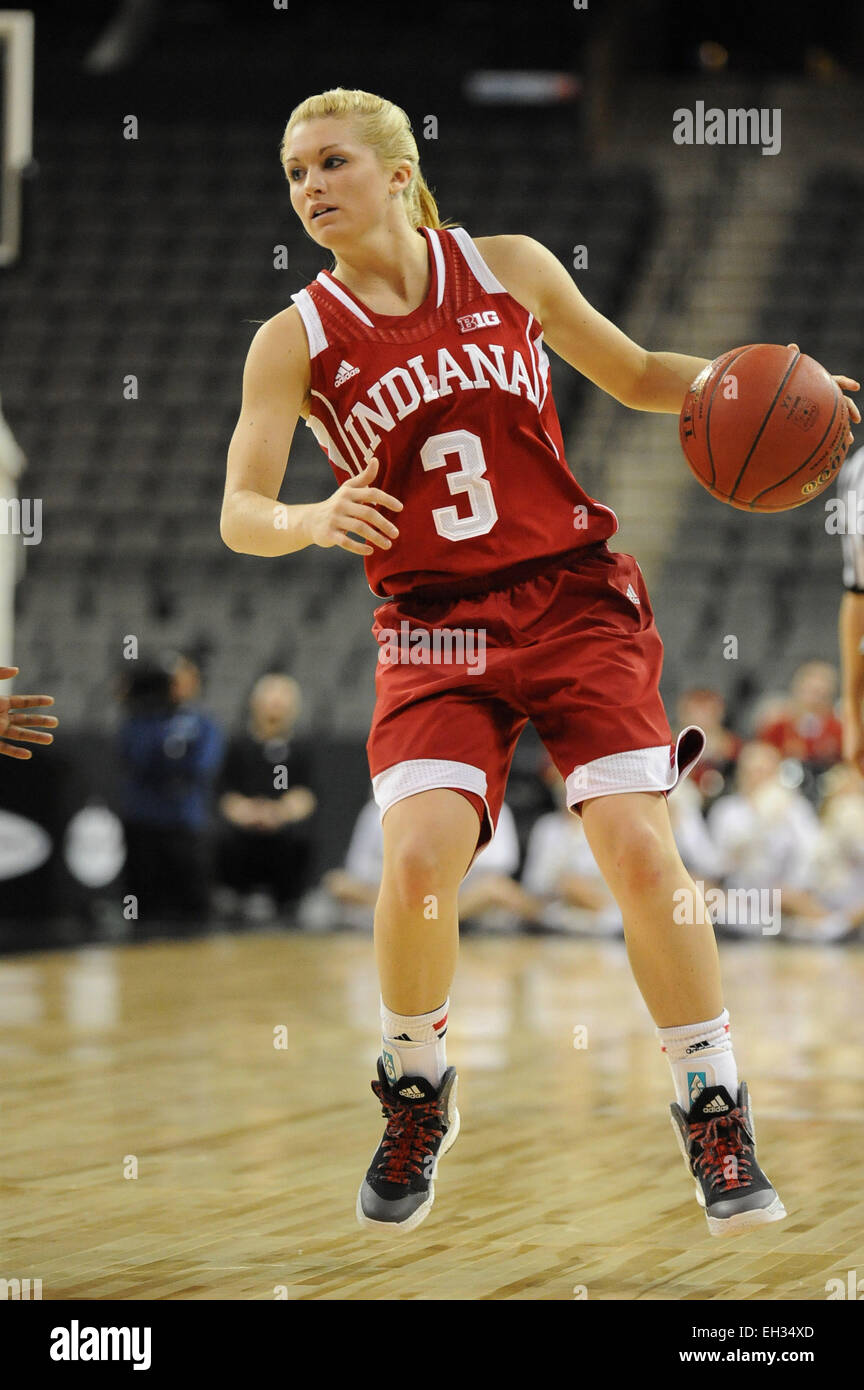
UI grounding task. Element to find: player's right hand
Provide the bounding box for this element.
[0,666,58,760]
[308,456,402,557]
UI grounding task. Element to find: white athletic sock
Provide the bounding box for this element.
[658,1008,739,1112]
[380,996,449,1088]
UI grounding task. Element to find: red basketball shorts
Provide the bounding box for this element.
[367,543,705,853]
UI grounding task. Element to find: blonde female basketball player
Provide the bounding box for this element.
[221,89,860,1237]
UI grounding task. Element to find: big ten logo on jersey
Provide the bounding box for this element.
[456,310,500,333]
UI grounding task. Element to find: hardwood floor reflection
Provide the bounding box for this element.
[0,932,861,1300]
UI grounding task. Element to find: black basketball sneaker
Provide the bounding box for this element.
[670,1081,787,1236]
[356,1058,460,1234]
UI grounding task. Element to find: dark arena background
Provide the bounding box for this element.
[1,0,864,1342]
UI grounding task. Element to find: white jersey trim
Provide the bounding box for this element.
[523,314,541,404]
[592,499,620,535]
[304,410,353,475]
[307,389,362,473]
[315,271,375,326]
[427,227,446,307]
[520,312,562,458]
[448,226,508,295]
[533,329,551,411]
[290,289,328,359]
[565,725,706,811]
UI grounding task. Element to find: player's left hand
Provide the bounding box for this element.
[834,373,861,448]
[786,345,860,445]
[0,666,58,760]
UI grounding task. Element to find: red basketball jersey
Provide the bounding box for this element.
[291,226,618,596]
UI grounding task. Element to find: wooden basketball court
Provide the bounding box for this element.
[1,931,861,1300]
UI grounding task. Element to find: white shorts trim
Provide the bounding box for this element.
[565,725,707,810]
[372,758,492,860]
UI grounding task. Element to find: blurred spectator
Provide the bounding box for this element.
[305,799,380,931]
[521,753,613,932]
[169,651,205,707]
[787,764,864,941]
[755,660,844,774]
[299,799,533,932]
[457,803,539,931]
[676,687,742,805]
[520,772,725,936]
[706,740,821,937]
[215,674,316,924]
[521,774,621,935]
[666,776,725,884]
[117,654,224,925]
[747,690,791,735]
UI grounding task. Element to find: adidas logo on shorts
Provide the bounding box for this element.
[334,360,360,386]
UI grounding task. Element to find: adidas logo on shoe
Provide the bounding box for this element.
[334,360,359,386]
[670,1079,787,1237]
[357,1059,461,1233]
[703,1093,730,1114]
[625,583,640,605]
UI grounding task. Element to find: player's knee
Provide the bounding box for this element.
[606,824,681,900]
[383,832,465,905]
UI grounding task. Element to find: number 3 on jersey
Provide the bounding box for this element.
[420,428,499,542]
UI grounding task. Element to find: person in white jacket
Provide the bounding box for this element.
[707,741,821,937]
[301,799,533,932]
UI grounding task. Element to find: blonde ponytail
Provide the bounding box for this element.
[411,169,455,232]
[280,88,459,231]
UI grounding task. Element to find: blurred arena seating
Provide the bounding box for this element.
[652,167,864,725]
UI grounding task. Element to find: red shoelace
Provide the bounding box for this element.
[372,1082,445,1185]
[691,1109,755,1191]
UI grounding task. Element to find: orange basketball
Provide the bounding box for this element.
[679,344,850,512]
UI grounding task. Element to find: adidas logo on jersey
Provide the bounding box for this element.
[625,583,640,605]
[456,310,500,333]
[334,359,360,386]
[703,1093,731,1114]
